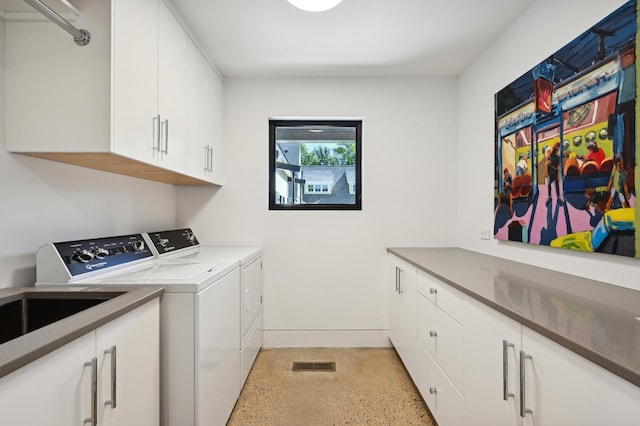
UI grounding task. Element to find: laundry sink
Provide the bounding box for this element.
[0,291,125,345]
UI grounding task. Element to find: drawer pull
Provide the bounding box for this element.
[520,350,533,417]
[429,288,437,295]
[429,387,441,394]
[502,340,515,401]
[83,357,97,426]
[104,346,117,409]
[429,330,438,338]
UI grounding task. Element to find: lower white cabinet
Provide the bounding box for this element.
[387,252,640,426]
[0,298,160,426]
[462,294,522,426]
[520,326,640,426]
[388,254,418,378]
[462,292,640,426]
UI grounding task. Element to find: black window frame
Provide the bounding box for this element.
[269,118,362,211]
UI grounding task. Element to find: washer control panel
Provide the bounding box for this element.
[53,234,154,277]
[146,228,200,255]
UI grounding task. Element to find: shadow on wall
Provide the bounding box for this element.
[0,255,37,288]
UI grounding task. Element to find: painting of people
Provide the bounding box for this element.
[494,0,638,258]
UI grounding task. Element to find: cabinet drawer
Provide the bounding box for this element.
[417,270,465,322]
[418,295,464,392]
[418,346,463,426]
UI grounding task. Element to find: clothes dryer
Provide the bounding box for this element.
[143,228,263,386]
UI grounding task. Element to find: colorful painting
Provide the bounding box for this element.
[494,0,638,258]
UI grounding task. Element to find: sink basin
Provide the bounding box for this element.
[0,291,125,345]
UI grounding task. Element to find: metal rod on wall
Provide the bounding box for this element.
[23,0,91,46]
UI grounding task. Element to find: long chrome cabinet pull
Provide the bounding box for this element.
[161,119,169,154]
[83,357,98,426]
[209,147,214,172]
[396,267,403,293]
[152,115,161,155]
[395,267,399,293]
[502,340,515,400]
[519,350,533,417]
[204,146,210,172]
[104,346,117,408]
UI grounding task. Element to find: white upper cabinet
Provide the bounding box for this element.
[5,0,222,185]
[186,39,224,184]
[157,1,188,172]
[112,0,159,164]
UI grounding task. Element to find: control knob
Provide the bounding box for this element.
[93,248,109,259]
[158,238,169,247]
[185,231,196,244]
[131,240,145,252]
[72,249,94,263]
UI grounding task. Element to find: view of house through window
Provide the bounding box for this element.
[269,119,362,210]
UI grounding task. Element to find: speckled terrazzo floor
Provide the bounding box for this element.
[227,348,436,425]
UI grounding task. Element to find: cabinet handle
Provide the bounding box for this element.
[204,146,210,172]
[104,346,117,409]
[429,330,438,337]
[394,267,399,293]
[502,340,515,401]
[209,147,214,172]
[429,288,437,295]
[161,119,169,154]
[397,268,403,293]
[152,115,161,155]
[83,357,97,426]
[519,350,533,417]
[428,387,441,394]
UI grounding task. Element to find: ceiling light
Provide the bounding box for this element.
[288,0,342,12]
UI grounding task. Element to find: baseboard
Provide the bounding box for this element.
[263,329,392,348]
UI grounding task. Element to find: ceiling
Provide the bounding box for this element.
[170,0,538,78]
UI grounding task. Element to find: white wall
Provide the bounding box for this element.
[456,0,640,289]
[0,17,177,288]
[177,77,458,346]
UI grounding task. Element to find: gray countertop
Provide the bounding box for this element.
[388,247,640,387]
[0,286,163,379]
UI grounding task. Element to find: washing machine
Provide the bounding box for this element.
[143,228,263,386]
[35,232,242,426]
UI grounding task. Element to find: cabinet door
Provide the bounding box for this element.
[196,268,241,425]
[157,0,188,171]
[521,327,640,426]
[96,299,160,426]
[112,0,159,164]
[0,332,96,426]
[463,296,522,426]
[186,41,225,184]
[388,255,417,378]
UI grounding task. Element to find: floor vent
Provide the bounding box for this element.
[292,362,336,372]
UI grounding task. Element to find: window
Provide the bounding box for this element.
[305,182,332,194]
[269,118,362,210]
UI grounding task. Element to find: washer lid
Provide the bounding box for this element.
[84,259,239,292]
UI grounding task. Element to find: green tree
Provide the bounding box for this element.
[301,143,356,166]
[333,143,356,165]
